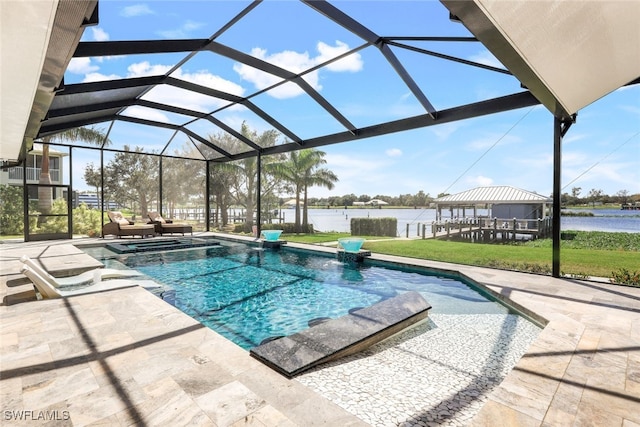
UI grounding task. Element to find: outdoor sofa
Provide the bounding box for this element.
[147,211,193,236]
[102,211,156,238]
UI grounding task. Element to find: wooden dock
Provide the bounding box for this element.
[407,217,553,242]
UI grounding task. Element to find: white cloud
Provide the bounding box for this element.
[234,48,317,99]
[158,20,204,38]
[141,85,224,113]
[234,41,363,99]
[134,63,245,112]
[127,61,173,77]
[121,106,170,123]
[562,150,590,167]
[183,20,203,32]
[317,41,363,72]
[466,175,494,187]
[91,27,109,42]
[386,148,402,157]
[68,57,99,74]
[430,123,462,141]
[83,72,121,82]
[121,4,154,18]
[77,60,247,113]
[468,50,504,69]
[466,133,521,151]
[309,153,391,197]
[325,153,384,179]
[173,69,245,96]
[563,159,639,192]
[619,104,640,116]
[562,133,587,145]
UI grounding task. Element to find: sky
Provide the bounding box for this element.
[63,1,640,200]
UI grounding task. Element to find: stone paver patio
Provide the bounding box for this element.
[1,235,639,426]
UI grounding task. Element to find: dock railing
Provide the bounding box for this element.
[427,217,552,241]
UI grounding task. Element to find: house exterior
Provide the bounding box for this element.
[0,144,68,201]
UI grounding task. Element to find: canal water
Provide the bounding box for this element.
[289,208,640,235]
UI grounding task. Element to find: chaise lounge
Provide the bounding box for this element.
[20,255,144,287]
[147,211,193,236]
[21,265,162,299]
[102,211,156,238]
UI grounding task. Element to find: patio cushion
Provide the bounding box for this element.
[109,211,131,226]
[148,211,167,224]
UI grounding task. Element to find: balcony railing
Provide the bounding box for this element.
[7,167,60,183]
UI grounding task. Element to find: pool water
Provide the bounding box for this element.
[105,241,521,350]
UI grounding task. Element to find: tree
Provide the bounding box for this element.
[571,187,582,199]
[83,163,102,198]
[207,133,243,227]
[38,126,107,214]
[587,188,603,208]
[568,186,583,205]
[615,189,630,205]
[396,194,411,206]
[162,145,206,218]
[414,190,431,207]
[103,146,158,217]
[269,148,338,232]
[208,123,280,230]
[209,161,235,227]
[341,194,357,206]
[0,185,24,235]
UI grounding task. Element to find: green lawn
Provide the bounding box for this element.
[281,232,393,244]
[363,239,638,278]
[283,231,639,280]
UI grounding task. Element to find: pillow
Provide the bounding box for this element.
[149,212,166,223]
[111,212,130,226]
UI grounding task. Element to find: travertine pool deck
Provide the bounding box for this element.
[1,236,639,426]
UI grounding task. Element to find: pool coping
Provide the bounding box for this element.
[250,291,432,378]
[1,233,639,426]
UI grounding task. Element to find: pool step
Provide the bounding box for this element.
[106,238,220,254]
[250,291,431,378]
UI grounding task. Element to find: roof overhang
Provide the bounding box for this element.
[441,0,640,119]
[0,0,97,163]
[434,186,551,205]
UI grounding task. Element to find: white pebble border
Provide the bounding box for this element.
[297,313,541,426]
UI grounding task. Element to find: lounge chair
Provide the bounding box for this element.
[147,211,193,236]
[20,265,162,299]
[20,255,144,288]
[103,211,155,238]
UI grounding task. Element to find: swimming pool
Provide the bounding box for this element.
[98,241,530,350]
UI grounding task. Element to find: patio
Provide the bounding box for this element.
[2,2,639,424]
[1,236,639,426]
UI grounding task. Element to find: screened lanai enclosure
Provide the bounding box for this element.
[1,0,639,276]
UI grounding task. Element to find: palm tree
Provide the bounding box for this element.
[268,149,338,232]
[38,126,107,214]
